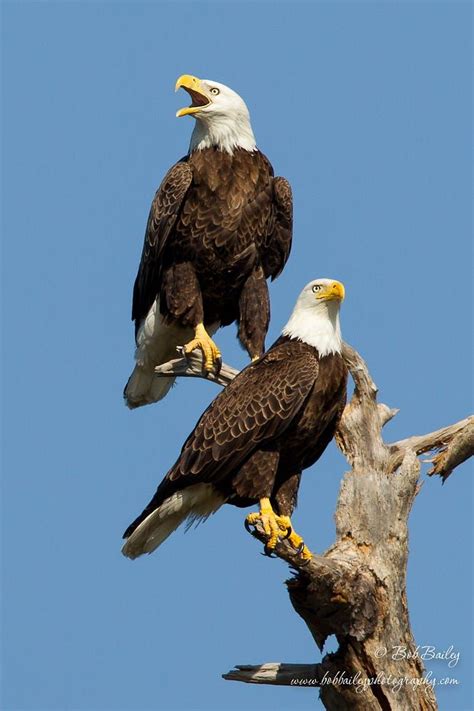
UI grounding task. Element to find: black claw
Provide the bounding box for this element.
[262,545,278,558]
[282,526,292,540]
[214,356,222,375]
[244,519,253,534]
[297,541,307,557]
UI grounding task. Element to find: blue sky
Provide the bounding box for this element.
[2,2,472,710]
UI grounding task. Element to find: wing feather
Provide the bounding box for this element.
[168,342,319,483]
[131,161,193,328]
[122,341,319,540]
[261,176,293,280]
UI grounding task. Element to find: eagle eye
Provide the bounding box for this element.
[312,285,322,293]
[210,87,220,96]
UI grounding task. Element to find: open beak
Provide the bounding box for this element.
[318,281,345,302]
[175,74,211,117]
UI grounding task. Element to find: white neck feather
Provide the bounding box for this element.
[189,114,257,154]
[281,300,342,356]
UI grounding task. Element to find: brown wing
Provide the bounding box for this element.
[173,342,317,482]
[261,176,293,280]
[131,161,193,332]
[123,341,318,538]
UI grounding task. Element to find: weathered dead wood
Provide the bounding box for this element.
[223,662,324,686]
[154,349,239,386]
[154,347,472,710]
[389,416,474,481]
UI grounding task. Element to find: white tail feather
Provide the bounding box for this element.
[124,367,175,409]
[124,298,219,408]
[122,484,225,559]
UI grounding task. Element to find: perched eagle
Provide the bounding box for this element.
[122,279,347,560]
[124,75,293,409]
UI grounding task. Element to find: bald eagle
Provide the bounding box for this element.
[122,279,347,560]
[124,75,293,409]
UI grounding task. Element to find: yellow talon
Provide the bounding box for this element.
[183,323,221,373]
[245,498,312,559]
[277,515,312,559]
[245,498,288,552]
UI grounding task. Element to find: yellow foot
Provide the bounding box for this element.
[245,498,312,559]
[278,516,313,561]
[183,323,222,373]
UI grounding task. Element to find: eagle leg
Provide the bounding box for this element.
[245,498,294,555]
[183,323,222,374]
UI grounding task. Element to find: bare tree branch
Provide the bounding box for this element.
[426,422,474,481]
[154,350,238,387]
[152,345,471,709]
[389,416,474,479]
[341,342,378,400]
[223,662,324,686]
[336,344,393,471]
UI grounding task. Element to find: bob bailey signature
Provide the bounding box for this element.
[389,645,460,668]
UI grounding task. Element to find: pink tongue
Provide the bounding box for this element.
[188,89,208,107]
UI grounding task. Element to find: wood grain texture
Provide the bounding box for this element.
[154,345,472,710]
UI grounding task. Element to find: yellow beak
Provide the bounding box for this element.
[320,280,345,302]
[175,74,210,117]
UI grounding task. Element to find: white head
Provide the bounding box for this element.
[175,74,257,155]
[281,279,345,356]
